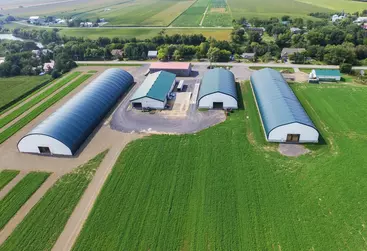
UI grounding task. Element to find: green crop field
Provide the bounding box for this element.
[0,73,92,144]
[0,75,51,110]
[0,72,81,129]
[0,170,19,190]
[171,0,209,27]
[202,0,233,27]
[0,172,50,230]
[74,82,367,250]
[0,151,107,251]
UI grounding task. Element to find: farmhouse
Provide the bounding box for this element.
[281,48,306,61]
[18,69,134,156]
[150,62,191,77]
[29,16,40,24]
[251,68,319,143]
[309,69,341,83]
[241,52,255,60]
[198,68,238,110]
[290,27,302,34]
[43,60,55,72]
[130,71,176,110]
[148,50,158,59]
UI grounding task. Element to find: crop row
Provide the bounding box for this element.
[0,151,107,251]
[0,72,81,129]
[0,170,20,190]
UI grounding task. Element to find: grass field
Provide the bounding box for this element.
[0,73,92,144]
[73,81,367,250]
[0,151,107,251]
[0,75,51,110]
[0,172,50,230]
[250,66,295,73]
[0,72,81,129]
[0,170,19,190]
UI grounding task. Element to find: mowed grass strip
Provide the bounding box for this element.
[0,172,50,230]
[73,82,367,250]
[0,72,81,129]
[0,151,107,251]
[0,170,20,191]
[249,66,295,73]
[0,74,93,144]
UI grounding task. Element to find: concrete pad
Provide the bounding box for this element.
[278,144,310,157]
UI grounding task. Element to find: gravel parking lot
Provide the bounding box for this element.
[111,65,227,134]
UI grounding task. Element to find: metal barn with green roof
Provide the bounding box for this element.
[309,69,341,83]
[130,71,176,109]
[198,68,238,109]
[251,68,319,143]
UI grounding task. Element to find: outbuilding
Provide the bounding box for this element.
[309,69,341,83]
[198,68,238,109]
[251,68,319,143]
[150,62,191,77]
[18,68,134,156]
[130,71,176,110]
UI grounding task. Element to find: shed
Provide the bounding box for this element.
[309,69,341,83]
[130,71,176,109]
[148,50,158,59]
[198,68,238,109]
[150,62,191,77]
[18,69,134,156]
[251,68,319,143]
[281,48,306,60]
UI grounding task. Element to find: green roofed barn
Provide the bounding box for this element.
[130,71,176,110]
[309,69,341,83]
[198,68,238,110]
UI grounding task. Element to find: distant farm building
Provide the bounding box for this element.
[198,68,238,110]
[150,62,191,77]
[309,69,341,83]
[241,52,255,60]
[281,48,306,61]
[251,68,319,143]
[130,71,176,110]
[247,27,265,35]
[290,27,302,34]
[148,50,158,59]
[43,60,55,72]
[29,16,40,24]
[18,69,134,156]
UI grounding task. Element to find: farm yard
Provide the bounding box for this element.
[72,81,367,250]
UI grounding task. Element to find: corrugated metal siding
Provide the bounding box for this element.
[250,68,316,137]
[130,71,176,102]
[315,69,341,77]
[22,68,134,154]
[198,68,237,101]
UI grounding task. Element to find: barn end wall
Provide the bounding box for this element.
[268,123,319,143]
[18,134,72,155]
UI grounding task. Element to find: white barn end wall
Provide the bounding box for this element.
[268,123,319,143]
[198,92,238,109]
[18,135,72,155]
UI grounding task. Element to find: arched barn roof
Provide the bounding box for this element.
[198,68,237,101]
[19,68,133,155]
[250,68,316,137]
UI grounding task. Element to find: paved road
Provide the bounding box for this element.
[76,61,367,70]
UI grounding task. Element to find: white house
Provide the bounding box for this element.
[332,14,346,23]
[130,71,176,110]
[43,60,55,72]
[29,16,40,24]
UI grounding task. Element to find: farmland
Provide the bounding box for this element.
[73,82,367,250]
[0,170,19,190]
[202,0,233,27]
[0,72,81,129]
[171,0,209,27]
[0,75,51,110]
[0,152,106,251]
[0,73,93,144]
[0,172,50,230]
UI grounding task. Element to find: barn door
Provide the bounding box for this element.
[286,134,300,143]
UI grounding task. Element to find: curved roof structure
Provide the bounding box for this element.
[250,68,316,136]
[198,68,237,101]
[18,68,134,155]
